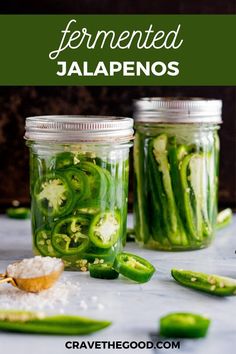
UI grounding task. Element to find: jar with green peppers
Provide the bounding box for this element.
[25,116,133,270]
[133,98,222,251]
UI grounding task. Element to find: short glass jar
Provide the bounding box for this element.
[133,98,222,251]
[25,116,133,270]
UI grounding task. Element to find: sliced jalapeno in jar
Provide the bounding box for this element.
[82,243,120,263]
[52,216,90,255]
[89,263,119,280]
[75,200,104,215]
[54,152,75,170]
[34,173,75,217]
[78,162,107,200]
[160,312,211,338]
[89,212,120,249]
[64,167,89,201]
[113,252,155,283]
[35,227,59,257]
[27,116,132,270]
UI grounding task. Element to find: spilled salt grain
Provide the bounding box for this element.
[7,256,63,279]
[0,278,80,312]
[79,300,88,310]
[91,296,98,302]
[97,303,104,310]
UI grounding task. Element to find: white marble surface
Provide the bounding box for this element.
[0,214,236,354]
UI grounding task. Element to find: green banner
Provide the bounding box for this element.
[0,15,235,85]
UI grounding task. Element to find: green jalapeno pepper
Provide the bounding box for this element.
[0,310,111,335]
[113,252,155,283]
[75,200,105,215]
[53,151,75,170]
[89,263,119,279]
[89,211,121,249]
[81,241,120,264]
[34,173,75,217]
[171,268,236,296]
[35,227,59,257]
[52,216,90,255]
[147,141,165,243]
[134,128,218,251]
[180,153,211,240]
[6,207,31,219]
[78,161,107,200]
[151,136,187,246]
[160,312,211,338]
[216,208,232,230]
[31,146,129,269]
[64,167,89,201]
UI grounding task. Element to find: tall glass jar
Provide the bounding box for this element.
[133,98,222,251]
[25,116,133,270]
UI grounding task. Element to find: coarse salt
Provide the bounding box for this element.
[6,256,63,279]
[0,278,81,312]
[1,256,105,313]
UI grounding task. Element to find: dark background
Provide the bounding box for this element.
[0,0,235,14]
[0,1,235,211]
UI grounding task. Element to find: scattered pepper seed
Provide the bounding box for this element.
[208,276,216,285]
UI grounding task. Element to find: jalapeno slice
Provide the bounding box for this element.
[6,207,31,219]
[54,152,74,170]
[89,263,119,280]
[171,268,236,296]
[64,168,89,201]
[216,208,232,230]
[78,162,107,200]
[34,173,75,217]
[89,212,120,249]
[81,242,120,263]
[75,200,104,216]
[52,216,90,255]
[113,252,155,283]
[160,312,211,338]
[35,227,59,257]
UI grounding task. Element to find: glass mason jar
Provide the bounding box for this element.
[133,98,222,251]
[25,116,133,270]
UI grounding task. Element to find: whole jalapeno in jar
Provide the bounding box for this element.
[133,98,222,251]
